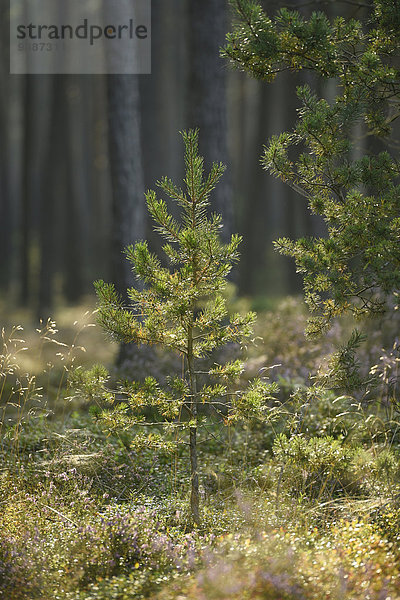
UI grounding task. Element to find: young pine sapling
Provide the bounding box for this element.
[81,130,277,523]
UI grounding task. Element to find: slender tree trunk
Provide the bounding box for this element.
[187,327,200,524]
[189,425,199,523]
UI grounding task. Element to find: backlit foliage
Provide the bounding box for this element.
[223,0,400,338]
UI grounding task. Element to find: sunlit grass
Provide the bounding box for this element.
[1,295,400,599]
[0,296,118,377]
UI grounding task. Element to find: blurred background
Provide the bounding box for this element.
[0,0,335,322]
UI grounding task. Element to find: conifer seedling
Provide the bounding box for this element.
[92,130,278,523]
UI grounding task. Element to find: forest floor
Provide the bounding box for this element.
[1,296,400,600]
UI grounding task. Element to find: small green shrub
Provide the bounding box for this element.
[273,434,359,500]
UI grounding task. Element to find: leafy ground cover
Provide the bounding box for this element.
[1,299,400,600]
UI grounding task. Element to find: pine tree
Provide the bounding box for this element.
[89,130,277,523]
[223,0,400,338]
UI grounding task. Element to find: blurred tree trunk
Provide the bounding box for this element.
[107,75,145,295]
[101,0,153,372]
[104,0,146,298]
[187,0,233,241]
[0,0,11,292]
[279,73,303,295]
[238,79,266,295]
[19,75,35,306]
[37,76,58,320]
[139,0,168,255]
[107,74,153,370]
[0,139,10,291]
[64,76,91,303]
[90,76,112,281]
[140,0,186,253]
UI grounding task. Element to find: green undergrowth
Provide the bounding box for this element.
[2,302,400,599]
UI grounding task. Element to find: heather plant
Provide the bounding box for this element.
[0,478,204,600]
[61,505,200,589]
[157,519,400,600]
[0,532,47,600]
[83,130,278,523]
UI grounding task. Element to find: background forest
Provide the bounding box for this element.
[0,0,334,315]
[2,1,400,599]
